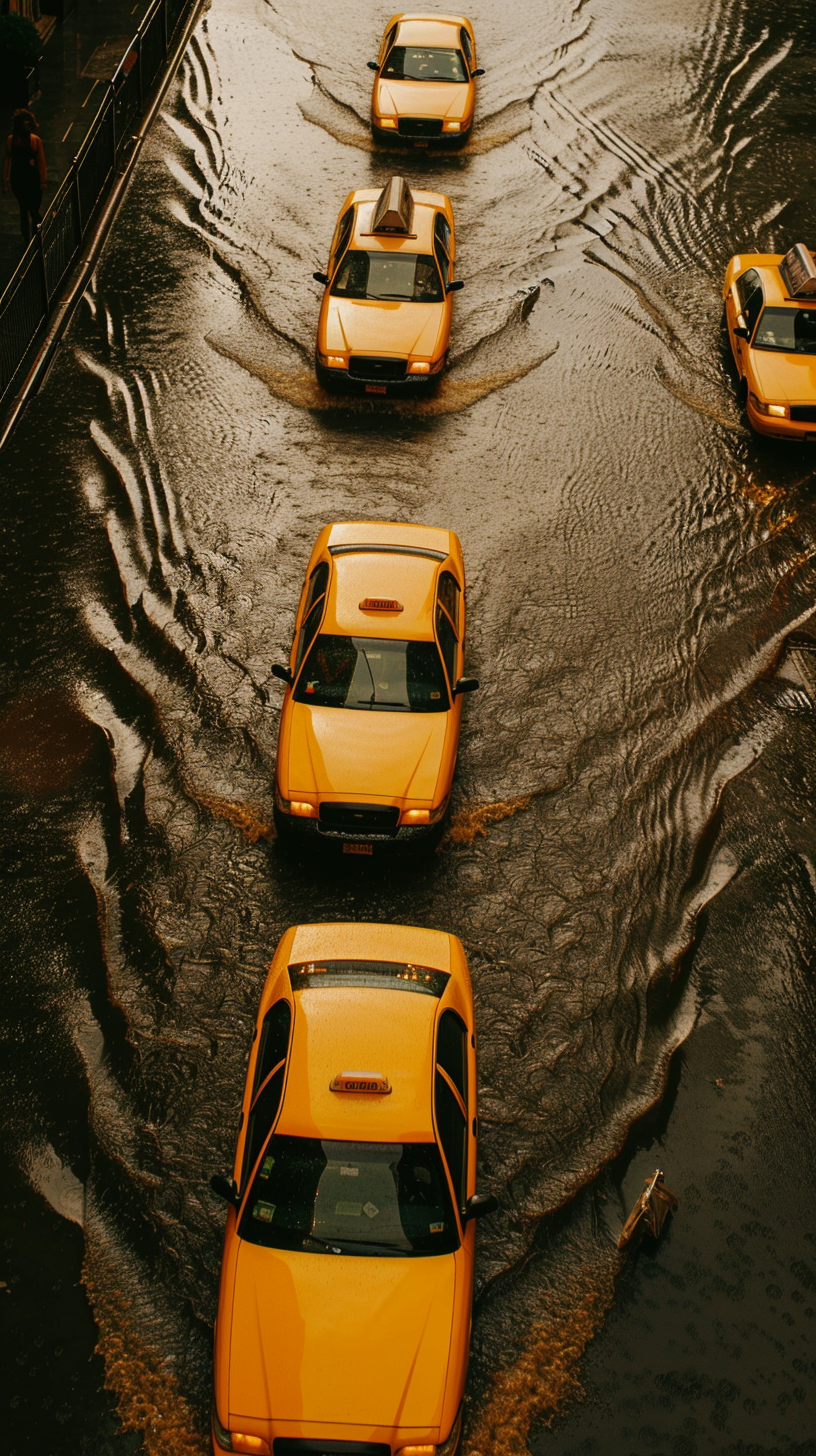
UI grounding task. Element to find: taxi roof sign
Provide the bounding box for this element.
[359,597,404,612]
[330,1071,392,1094]
[371,176,414,236]
[783,244,816,298]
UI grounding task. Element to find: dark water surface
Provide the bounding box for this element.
[2,0,816,1452]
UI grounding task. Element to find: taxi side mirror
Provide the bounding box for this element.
[271,663,293,685]
[446,279,465,294]
[210,1174,239,1207]
[734,313,750,340]
[465,1192,498,1221]
[313,271,330,286]
[453,676,479,696]
[471,67,485,76]
[367,60,380,71]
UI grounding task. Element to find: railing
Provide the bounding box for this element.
[0,0,193,409]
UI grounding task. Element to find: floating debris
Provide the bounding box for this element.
[617,1168,678,1250]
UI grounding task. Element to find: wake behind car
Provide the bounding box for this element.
[271,520,477,855]
[209,920,496,1456]
[368,13,483,148]
[723,243,816,440]
[313,176,462,394]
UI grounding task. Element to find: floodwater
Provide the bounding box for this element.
[2,0,816,1451]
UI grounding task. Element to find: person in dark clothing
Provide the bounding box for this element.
[2,108,47,242]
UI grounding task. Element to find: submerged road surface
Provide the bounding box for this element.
[2,0,816,1452]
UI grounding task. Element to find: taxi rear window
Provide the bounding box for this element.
[289,960,450,997]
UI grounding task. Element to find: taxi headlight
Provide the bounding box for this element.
[212,1404,271,1454]
[325,355,348,369]
[749,394,789,419]
[408,361,431,374]
[398,1407,462,1456]
[289,800,318,818]
[401,798,448,826]
[378,116,398,129]
[442,120,461,132]
[275,788,317,818]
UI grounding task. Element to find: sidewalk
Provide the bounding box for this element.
[0,0,155,291]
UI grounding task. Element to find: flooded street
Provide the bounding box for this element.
[2,0,816,1451]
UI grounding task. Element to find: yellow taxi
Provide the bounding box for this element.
[313,176,462,394]
[367,13,482,148]
[271,521,477,854]
[723,243,816,440]
[209,920,496,1456]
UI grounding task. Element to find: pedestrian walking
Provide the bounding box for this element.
[2,107,47,243]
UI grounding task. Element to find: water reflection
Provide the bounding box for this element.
[2,0,816,1451]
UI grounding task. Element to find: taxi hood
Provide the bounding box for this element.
[751,349,816,402]
[285,702,447,802]
[325,298,445,359]
[377,79,470,121]
[229,1242,456,1428]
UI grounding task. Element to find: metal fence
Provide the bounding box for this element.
[0,0,193,408]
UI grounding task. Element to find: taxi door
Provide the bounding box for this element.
[725,267,763,394]
[433,1005,477,1417]
[327,205,355,282]
[433,212,456,358]
[435,567,465,789]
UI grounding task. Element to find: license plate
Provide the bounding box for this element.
[365,384,387,394]
[344,842,373,855]
[414,140,428,147]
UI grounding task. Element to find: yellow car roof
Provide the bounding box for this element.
[395,16,466,45]
[319,522,457,639]
[276,986,436,1142]
[348,189,448,255]
[274,925,456,1144]
[323,553,435,639]
[732,253,814,307]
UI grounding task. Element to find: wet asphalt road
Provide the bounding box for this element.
[2,0,816,1452]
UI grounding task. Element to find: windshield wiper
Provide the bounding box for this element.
[303,1232,344,1253]
[327,1236,412,1253]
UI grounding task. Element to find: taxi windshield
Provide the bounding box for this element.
[382,46,468,83]
[239,1136,459,1256]
[331,251,443,303]
[753,306,816,355]
[294,634,449,712]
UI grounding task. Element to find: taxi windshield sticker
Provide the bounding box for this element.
[340,1166,359,1177]
[252,1201,276,1223]
[335,1201,363,1217]
[430,1222,445,1233]
[363,1201,379,1220]
[260,1154,275,1178]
